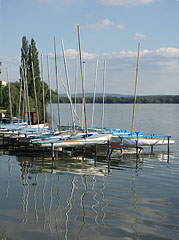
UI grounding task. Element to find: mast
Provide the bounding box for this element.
[23,60,32,127]
[101,60,106,131]
[54,37,61,132]
[47,54,54,131]
[41,54,46,127]
[61,77,82,127]
[6,68,13,122]
[23,74,28,123]
[74,59,78,117]
[77,25,88,136]
[91,59,98,128]
[82,61,85,130]
[131,42,140,136]
[61,39,76,133]
[18,72,23,123]
[32,61,40,127]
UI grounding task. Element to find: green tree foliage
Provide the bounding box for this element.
[1,36,50,121]
[0,81,2,106]
[20,36,49,121]
[1,82,22,117]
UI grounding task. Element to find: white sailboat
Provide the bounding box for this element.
[32,132,111,148]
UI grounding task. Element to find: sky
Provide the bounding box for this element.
[0,0,178,95]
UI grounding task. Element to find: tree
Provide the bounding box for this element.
[0,81,2,106]
[20,37,50,121]
[1,82,22,117]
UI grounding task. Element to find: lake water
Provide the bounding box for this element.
[0,104,179,240]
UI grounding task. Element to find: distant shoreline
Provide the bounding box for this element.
[54,95,179,104]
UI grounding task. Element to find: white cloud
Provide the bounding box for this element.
[46,47,179,61]
[154,48,179,57]
[1,47,178,65]
[1,47,178,95]
[100,0,156,6]
[82,18,125,30]
[132,33,147,40]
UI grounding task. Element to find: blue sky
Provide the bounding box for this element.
[0,0,178,95]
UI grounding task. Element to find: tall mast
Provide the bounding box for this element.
[101,60,106,131]
[81,61,85,130]
[21,69,27,123]
[41,54,46,127]
[54,37,61,132]
[23,59,32,127]
[91,59,98,128]
[61,77,82,127]
[61,39,76,133]
[6,68,13,122]
[18,72,23,123]
[47,54,54,131]
[74,59,78,117]
[77,25,88,136]
[32,61,40,127]
[131,42,140,136]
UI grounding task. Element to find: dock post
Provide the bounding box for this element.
[151,145,153,153]
[136,132,139,157]
[52,143,55,160]
[55,150,58,159]
[42,148,45,159]
[94,145,97,167]
[18,132,20,149]
[151,134,154,153]
[107,139,112,172]
[136,140,139,157]
[167,136,170,155]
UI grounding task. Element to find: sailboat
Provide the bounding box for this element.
[110,42,175,152]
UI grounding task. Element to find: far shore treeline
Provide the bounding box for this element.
[0,36,178,119]
[54,95,179,104]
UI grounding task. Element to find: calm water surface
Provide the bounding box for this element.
[0,104,179,240]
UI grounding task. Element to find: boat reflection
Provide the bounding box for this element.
[1,149,173,240]
[15,154,111,240]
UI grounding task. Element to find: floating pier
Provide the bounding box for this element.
[0,123,174,161]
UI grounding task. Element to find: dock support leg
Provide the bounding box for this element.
[52,143,55,160]
[107,139,112,172]
[42,148,45,159]
[167,137,170,154]
[136,139,139,158]
[167,137,170,161]
[151,145,154,153]
[94,145,97,167]
[55,150,58,159]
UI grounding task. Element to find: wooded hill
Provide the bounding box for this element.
[53,95,179,104]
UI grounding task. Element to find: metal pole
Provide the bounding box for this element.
[41,54,46,127]
[23,60,32,127]
[54,37,61,132]
[61,39,76,133]
[91,59,98,128]
[32,61,40,127]
[131,42,140,135]
[101,60,106,131]
[6,68,13,122]
[18,72,23,123]
[77,25,88,137]
[47,54,54,131]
